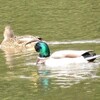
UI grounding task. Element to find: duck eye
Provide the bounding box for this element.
[35,43,41,52]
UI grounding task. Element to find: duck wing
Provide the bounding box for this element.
[50,50,94,58]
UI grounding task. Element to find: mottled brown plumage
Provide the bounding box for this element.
[0,25,41,52]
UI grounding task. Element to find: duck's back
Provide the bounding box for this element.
[50,50,93,58]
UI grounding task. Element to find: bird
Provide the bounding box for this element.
[0,25,42,52]
[34,41,100,67]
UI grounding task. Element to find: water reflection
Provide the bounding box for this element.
[0,42,100,90]
[36,62,100,88]
[19,62,100,90]
[2,49,36,69]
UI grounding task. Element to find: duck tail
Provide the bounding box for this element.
[85,55,100,62]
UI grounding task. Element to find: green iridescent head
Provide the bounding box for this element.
[35,41,50,58]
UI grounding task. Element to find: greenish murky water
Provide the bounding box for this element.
[0,0,100,100]
[0,42,100,100]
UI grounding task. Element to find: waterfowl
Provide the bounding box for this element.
[0,25,41,52]
[34,41,100,67]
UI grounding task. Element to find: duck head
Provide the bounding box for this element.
[35,41,50,58]
[3,25,15,41]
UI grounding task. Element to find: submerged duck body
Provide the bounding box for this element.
[35,41,100,67]
[0,26,41,52]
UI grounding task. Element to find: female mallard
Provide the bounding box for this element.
[0,25,41,52]
[34,41,100,67]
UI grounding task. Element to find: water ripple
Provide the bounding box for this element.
[48,40,100,45]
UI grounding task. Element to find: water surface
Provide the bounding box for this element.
[0,41,100,100]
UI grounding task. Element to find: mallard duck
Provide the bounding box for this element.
[0,25,41,52]
[34,41,100,67]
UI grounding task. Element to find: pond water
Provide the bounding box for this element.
[0,41,100,100]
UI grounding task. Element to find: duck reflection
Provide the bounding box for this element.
[1,49,36,69]
[33,62,100,89]
[38,70,50,88]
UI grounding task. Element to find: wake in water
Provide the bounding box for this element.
[47,40,100,45]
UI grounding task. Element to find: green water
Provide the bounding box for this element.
[0,43,100,100]
[0,0,100,100]
[0,0,100,41]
